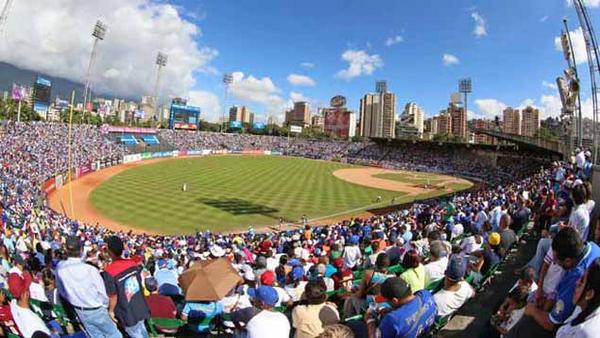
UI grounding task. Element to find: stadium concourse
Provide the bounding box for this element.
[0,121,597,338]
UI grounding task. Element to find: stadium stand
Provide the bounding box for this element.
[0,121,596,338]
[120,134,138,145]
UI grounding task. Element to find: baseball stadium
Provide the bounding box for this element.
[1,1,600,338]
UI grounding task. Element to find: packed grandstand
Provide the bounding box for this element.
[0,121,598,338]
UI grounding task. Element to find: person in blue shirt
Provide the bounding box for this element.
[366,277,437,338]
[506,227,600,338]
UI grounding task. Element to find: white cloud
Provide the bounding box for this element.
[187,90,221,121]
[335,49,383,80]
[0,0,217,100]
[300,62,314,69]
[539,95,563,117]
[385,35,404,47]
[474,99,506,118]
[542,80,558,90]
[471,12,487,38]
[229,71,286,116]
[287,74,316,86]
[554,27,587,65]
[289,91,310,103]
[442,53,460,66]
[540,16,549,23]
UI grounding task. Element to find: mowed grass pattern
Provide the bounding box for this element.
[90,156,403,234]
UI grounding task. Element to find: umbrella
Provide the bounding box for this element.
[178,258,242,301]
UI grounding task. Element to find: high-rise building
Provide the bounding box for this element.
[437,111,452,135]
[521,106,540,137]
[229,106,252,123]
[400,102,425,137]
[359,83,396,138]
[473,119,496,144]
[502,107,521,135]
[376,80,388,94]
[285,101,311,126]
[448,103,467,139]
[139,95,156,120]
[311,114,324,129]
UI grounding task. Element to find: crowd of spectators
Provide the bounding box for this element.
[0,121,597,338]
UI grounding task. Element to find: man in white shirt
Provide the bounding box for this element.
[424,241,449,284]
[343,235,362,269]
[55,237,122,338]
[246,285,291,338]
[433,255,475,317]
[7,272,51,338]
[569,184,590,241]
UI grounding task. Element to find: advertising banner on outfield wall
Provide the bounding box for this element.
[264,150,271,155]
[187,150,202,156]
[241,150,264,155]
[179,150,188,157]
[142,152,152,160]
[270,151,283,156]
[123,154,142,164]
[76,162,93,178]
[172,151,179,157]
[42,177,56,194]
[55,174,63,190]
[202,149,212,155]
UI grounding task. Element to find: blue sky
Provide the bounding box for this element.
[172,0,594,122]
[1,0,597,122]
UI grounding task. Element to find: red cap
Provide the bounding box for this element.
[260,270,275,286]
[8,272,32,299]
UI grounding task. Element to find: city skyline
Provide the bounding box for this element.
[0,1,597,123]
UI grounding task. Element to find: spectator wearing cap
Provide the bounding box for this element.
[471,232,502,282]
[245,285,290,338]
[342,235,362,270]
[424,241,449,284]
[260,270,292,307]
[507,228,600,338]
[7,271,51,338]
[292,279,340,338]
[55,236,121,338]
[366,277,437,338]
[433,255,475,317]
[104,235,150,338]
[144,277,176,319]
[153,258,181,296]
[285,264,307,302]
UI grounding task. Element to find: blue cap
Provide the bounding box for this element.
[248,286,279,306]
[290,266,305,281]
[349,235,360,245]
[445,255,467,281]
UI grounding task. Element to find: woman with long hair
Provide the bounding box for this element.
[556,258,600,337]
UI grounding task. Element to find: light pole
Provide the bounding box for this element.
[82,20,107,118]
[222,73,233,132]
[154,52,168,122]
[562,19,582,148]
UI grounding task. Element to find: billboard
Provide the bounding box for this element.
[11,84,26,101]
[324,109,353,138]
[230,121,242,129]
[252,122,265,130]
[169,103,201,130]
[290,125,302,133]
[134,110,145,119]
[55,97,69,109]
[330,95,347,108]
[33,77,51,114]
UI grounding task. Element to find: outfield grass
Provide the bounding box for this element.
[90,156,406,234]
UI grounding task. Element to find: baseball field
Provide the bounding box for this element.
[49,155,473,234]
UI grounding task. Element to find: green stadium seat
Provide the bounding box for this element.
[147,317,187,337]
[426,279,444,293]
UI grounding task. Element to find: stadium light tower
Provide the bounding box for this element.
[459,78,472,120]
[0,0,14,35]
[153,52,168,121]
[222,73,233,132]
[82,20,107,115]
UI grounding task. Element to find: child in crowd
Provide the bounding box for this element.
[490,285,529,336]
[509,266,537,302]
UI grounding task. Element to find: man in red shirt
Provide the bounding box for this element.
[144,277,176,319]
[104,236,150,338]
